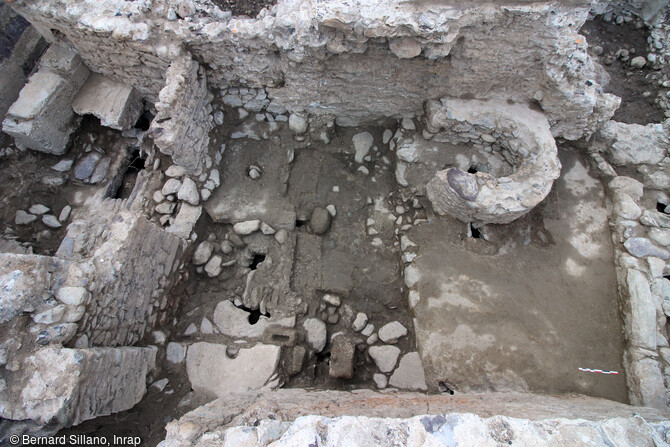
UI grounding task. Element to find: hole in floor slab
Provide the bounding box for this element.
[233,303,270,325]
[249,254,266,270]
[438,381,455,395]
[295,219,307,228]
[468,222,482,239]
[657,202,668,214]
[467,165,478,174]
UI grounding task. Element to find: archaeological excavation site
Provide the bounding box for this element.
[2,0,670,445]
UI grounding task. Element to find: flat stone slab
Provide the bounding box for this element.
[204,139,295,229]
[72,73,142,130]
[186,342,280,397]
[6,71,62,120]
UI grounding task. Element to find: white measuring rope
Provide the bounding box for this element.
[578,367,619,375]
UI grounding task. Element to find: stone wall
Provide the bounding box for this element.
[420,98,561,225]
[57,182,185,347]
[588,119,670,409]
[11,346,156,427]
[161,389,670,446]
[10,0,618,141]
[150,52,214,176]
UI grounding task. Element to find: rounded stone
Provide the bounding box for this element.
[310,207,332,235]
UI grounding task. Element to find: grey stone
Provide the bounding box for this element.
[201,317,214,334]
[51,160,73,172]
[630,56,646,68]
[155,202,176,214]
[329,335,355,379]
[648,228,670,247]
[193,241,214,265]
[624,237,670,260]
[166,165,186,178]
[74,152,101,180]
[162,178,182,196]
[204,255,223,277]
[627,269,657,350]
[378,321,408,344]
[352,313,368,332]
[353,132,374,163]
[234,220,261,235]
[59,206,72,223]
[369,345,401,373]
[29,204,50,215]
[32,304,66,324]
[288,113,308,134]
[288,346,306,376]
[42,215,62,229]
[447,167,479,202]
[373,373,388,389]
[213,300,295,339]
[309,207,331,235]
[303,318,327,352]
[221,240,233,254]
[166,342,186,363]
[15,210,37,225]
[89,157,110,184]
[178,177,200,206]
[323,294,341,307]
[55,286,89,306]
[184,324,197,336]
[389,352,427,390]
[275,229,288,244]
[389,37,422,59]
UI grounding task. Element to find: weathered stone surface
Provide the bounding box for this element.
[624,237,670,260]
[389,352,427,391]
[4,346,156,426]
[446,167,478,201]
[162,389,670,447]
[352,312,368,332]
[150,52,212,175]
[329,335,355,379]
[234,220,261,235]
[204,255,222,277]
[186,342,280,397]
[71,73,142,130]
[213,300,295,339]
[389,37,422,59]
[193,241,214,265]
[55,286,89,306]
[378,322,408,344]
[303,318,327,353]
[166,342,186,364]
[353,132,374,164]
[167,204,202,239]
[309,207,331,235]
[178,177,200,206]
[368,345,401,373]
[627,270,657,351]
[599,120,669,166]
[15,210,37,225]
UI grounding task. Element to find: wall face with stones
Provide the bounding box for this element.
[588,119,670,409]
[10,0,617,141]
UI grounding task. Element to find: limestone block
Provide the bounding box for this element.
[186,342,280,397]
[2,45,89,154]
[72,73,142,130]
[2,346,156,426]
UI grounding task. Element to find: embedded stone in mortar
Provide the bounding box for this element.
[426,99,561,225]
